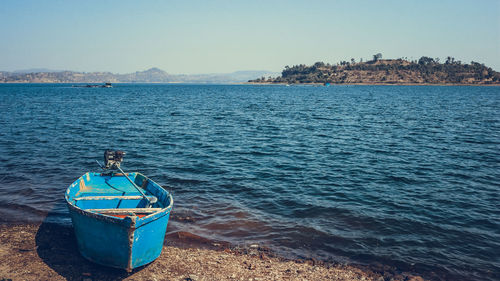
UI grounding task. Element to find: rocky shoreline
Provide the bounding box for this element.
[0,223,429,281]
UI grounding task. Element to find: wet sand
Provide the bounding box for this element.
[0,224,425,281]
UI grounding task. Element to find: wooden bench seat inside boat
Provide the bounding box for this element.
[86,208,163,218]
[75,195,158,203]
[86,208,162,214]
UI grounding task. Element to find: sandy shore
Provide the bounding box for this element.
[0,224,425,281]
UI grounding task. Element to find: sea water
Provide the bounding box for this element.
[0,84,498,280]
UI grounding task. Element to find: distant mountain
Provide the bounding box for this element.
[0,68,278,83]
[13,68,64,73]
[117,68,173,82]
[171,70,279,83]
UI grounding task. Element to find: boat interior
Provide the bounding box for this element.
[67,172,170,219]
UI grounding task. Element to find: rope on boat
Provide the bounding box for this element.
[115,165,155,207]
[96,159,155,207]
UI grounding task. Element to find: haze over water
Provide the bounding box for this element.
[0,84,499,280]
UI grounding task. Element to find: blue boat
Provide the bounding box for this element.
[65,151,173,271]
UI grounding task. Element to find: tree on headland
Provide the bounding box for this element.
[313,62,326,68]
[418,56,435,65]
[373,53,382,61]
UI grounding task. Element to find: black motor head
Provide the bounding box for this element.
[104,150,126,169]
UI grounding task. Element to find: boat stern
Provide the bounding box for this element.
[68,204,135,270]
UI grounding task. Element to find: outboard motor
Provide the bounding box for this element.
[104,150,126,169]
[99,150,156,207]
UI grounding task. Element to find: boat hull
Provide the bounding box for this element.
[65,172,172,271]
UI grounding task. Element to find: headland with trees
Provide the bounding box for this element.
[249,54,500,85]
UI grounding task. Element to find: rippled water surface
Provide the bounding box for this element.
[0,84,499,280]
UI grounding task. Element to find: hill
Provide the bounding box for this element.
[0,68,277,83]
[249,56,500,85]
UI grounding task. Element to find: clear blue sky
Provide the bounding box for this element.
[1,0,499,74]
